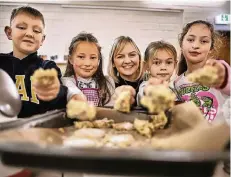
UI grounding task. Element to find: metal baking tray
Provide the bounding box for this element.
[0,109,69,131]
[0,109,229,177]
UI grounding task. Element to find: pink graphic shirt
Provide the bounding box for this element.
[174,74,229,122]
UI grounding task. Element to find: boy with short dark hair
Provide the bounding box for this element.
[0,6,69,118]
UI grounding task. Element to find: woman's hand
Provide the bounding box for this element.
[113,85,136,104]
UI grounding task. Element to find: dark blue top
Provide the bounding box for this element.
[0,52,68,118]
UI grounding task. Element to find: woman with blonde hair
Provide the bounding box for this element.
[108,36,144,105]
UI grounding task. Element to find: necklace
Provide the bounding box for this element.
[122,78,141,91]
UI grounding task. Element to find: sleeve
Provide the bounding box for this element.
[169,80,182,101]
[218,60,230,96]
[0,53,15,80]
[41,60,68,109]
[61,77,83,101]
[104,76,115,106]
[136,81,146,106]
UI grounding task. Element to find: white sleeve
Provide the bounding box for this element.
[137,81,147,106]
[222,97,230,125]
[61,77,82,101]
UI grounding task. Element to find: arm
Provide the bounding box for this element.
[61,77,83,101]
[0,53,15,80]
[40,60,68,109]
[136,81,146,106]
[218,60,230,96]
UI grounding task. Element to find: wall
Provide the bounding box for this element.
[0,1,229,74]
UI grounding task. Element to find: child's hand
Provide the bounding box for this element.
[147,77,168,86]
[33,76,60,101]
[144,77,168,94]
[205,59,226,88]
[113,85,136,104]
[71,94,87,102]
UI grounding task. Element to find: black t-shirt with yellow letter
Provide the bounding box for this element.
[0,52,68,118]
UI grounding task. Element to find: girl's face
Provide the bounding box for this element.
[182,24,212,66]
[148,49,176,82]
[70,41,99,79]
[113,42,140,81]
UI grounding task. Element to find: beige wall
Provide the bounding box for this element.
[0,2,229,75]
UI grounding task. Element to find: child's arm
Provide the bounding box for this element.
[206,59,230,95]
[33,60,68,110]
[136,81,146,106]
[218,60,230,96]
[61,77,86,101]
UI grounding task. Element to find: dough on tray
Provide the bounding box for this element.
[74,121,94,129]
[66,100,96,120]
[64,137,100,148]
[32,68,58,86]
[134,118,155,138]
[112,122,134,131]
[103,134,135,148]
[140,85,175,113]
[93,118,114,128]
[114,91,131,113]
[187,65,218,86]
[150,111,168,129]
[74,128,106,139]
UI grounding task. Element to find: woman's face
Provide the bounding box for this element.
[113,42,140,81]
[70,41,99,79]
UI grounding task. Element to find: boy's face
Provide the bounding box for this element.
[148,49,176,82]
[6,12,45,58]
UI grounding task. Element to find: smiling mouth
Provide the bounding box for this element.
[123,65,133,69]
[23,40,34,44]
[82,69,93,72]
[157,73,169,76]
[189,51,201,56]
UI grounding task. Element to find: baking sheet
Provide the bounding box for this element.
[0,105,229,177]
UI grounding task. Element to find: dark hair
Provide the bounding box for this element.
[10,6,45,27]
[177,20,215,75]
[64,32,113,106]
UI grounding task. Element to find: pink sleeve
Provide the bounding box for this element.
[218,60,230,96]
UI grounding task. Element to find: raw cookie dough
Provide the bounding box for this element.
[66,100,96,120]
[114,91,131,113]
[93,118,114,128]
[134,118,155,138]
[32,68,58,86]
[74,121,94,129]
[150,111,168,129]
[74,128,106,139]
[187,65,218,86]
[112,122,134,131]
[103,134,135,148]
[140,85,175,113]
[64,137,99,148]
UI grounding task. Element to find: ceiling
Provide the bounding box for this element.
[0,0,229,9]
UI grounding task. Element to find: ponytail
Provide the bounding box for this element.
[177,53,188,76]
